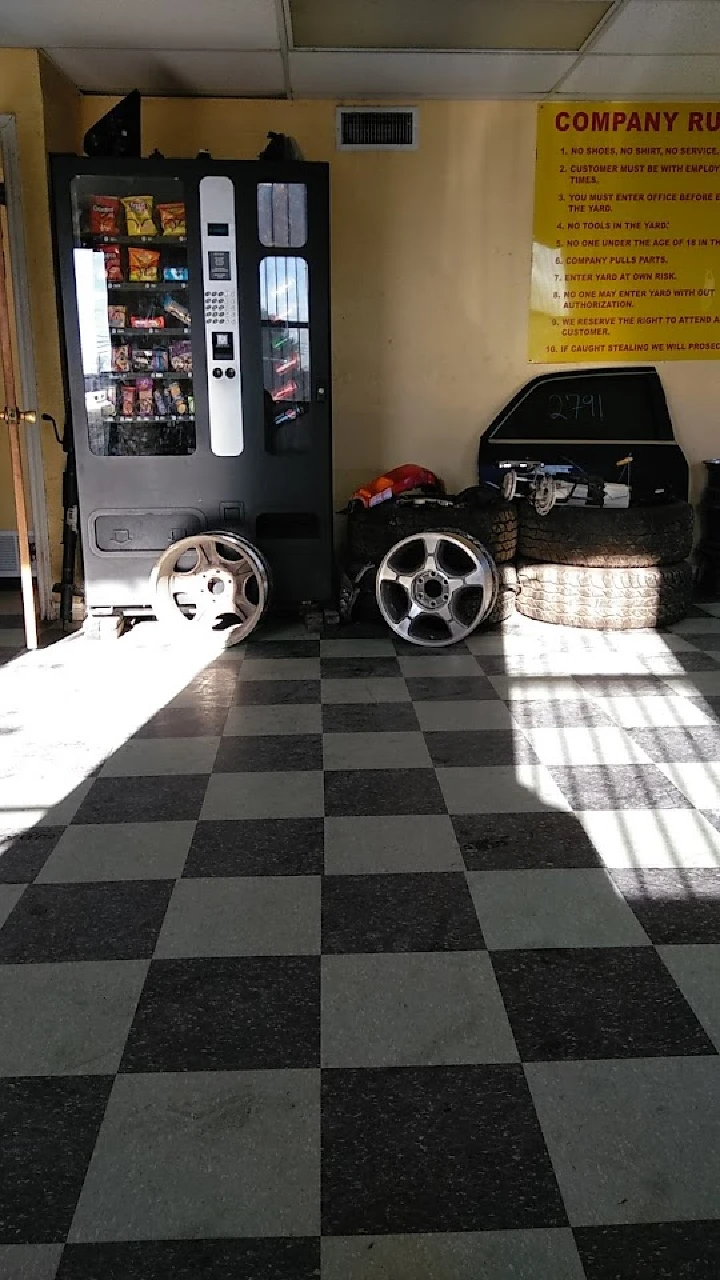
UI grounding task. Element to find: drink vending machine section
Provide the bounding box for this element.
[52,158,334,621]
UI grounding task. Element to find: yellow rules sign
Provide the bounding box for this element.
[530,101,720,363]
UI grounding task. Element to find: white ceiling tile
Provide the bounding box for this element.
[0,0,280,49]
[560,52,720,95]
[46,49,285,96]
[593,0,720,54]
[288,0,612,53]
[289,51,576,97]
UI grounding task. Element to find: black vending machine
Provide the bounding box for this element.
[51,156,333,635]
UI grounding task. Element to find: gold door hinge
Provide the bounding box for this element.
[1,405,36,427]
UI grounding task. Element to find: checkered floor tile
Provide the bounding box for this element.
[2,603,720,1277]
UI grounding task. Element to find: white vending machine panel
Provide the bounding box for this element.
[199,176,243,457]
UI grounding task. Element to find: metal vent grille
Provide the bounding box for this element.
[336,107,418,151]
[0,531,36,578]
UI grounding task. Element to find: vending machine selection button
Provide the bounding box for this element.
[225,368,236,379]
[212,367,224,379]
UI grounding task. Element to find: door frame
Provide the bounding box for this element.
[0,114,53,618]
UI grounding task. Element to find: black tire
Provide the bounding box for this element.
[483,564,518,626]
[347,496,517,565]
[517,560,692,630]
[518,500,694,568]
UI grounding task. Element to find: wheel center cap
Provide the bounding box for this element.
[413,570,450,611]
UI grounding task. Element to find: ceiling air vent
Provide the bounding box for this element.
[336,107,418,151]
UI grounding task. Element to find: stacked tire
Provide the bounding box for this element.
[516,501,694,629]
[345,491,519,626]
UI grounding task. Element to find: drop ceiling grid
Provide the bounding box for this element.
[26,0,720,100]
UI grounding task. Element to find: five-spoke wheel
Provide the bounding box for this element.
[151,531,270,645]
[376,530,498,647]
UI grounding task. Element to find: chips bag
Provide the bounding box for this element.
[163,295,191,326]
[111,344,130,373]
[89,196,121,235]
[102,244,123,282]
[169,340,192,373]
[121,384,136,417]
[137,377,154,417]
[132,347,153,372]
[107,304,127,328]
[122,196,156,237]
[154,388,170,416]
[157,202,186,237]
[130,314,164,329]
[168,381,188,415]
[129,248,160,282]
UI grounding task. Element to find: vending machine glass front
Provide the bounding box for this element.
[70,177,196,458]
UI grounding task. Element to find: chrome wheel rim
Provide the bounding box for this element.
[376,529,498,647]
[534,475,556,516]
[151,531,270,645]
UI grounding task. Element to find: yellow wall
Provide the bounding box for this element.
[0,49,46,534]
[79,94,720,503]
[0,50,78,574]
[2,73,719,583]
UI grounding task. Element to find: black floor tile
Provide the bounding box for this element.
[424,729,537,767]
[454,811,601,870]
[133,705,229,739]
[323,621,386,640]
[321,1065,566,1234]
[628,725,720,763]
[575,1221,720,1280]
[0,1076,112,1243]
[492,948,715,1061]
[391,637,470,655]
[690,695,720,722]
[0,827,65,883]
[679,632,720,652]
[405,676,499,701]
[120,957,319,1071]
[324,769,446,816]
[679,604,715,617]
[57,1239,321,1279]
[214,734,323,772]
[507,699,615,729]
[654,650,720,672]
[468,654,511,677]
[322,703,420,732]
[233,680,321,706]
[184,818,323,877]
[0,881,172,962]
[548,765,690,810]
[174,669,239,704]
[244,639,320,658]
[320,656,402,679]
[322,873,485,953]
[611,869,720,944]
[574,675,674,697]
[73,776,209,824]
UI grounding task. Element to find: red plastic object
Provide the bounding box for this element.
[349,464,445,509]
